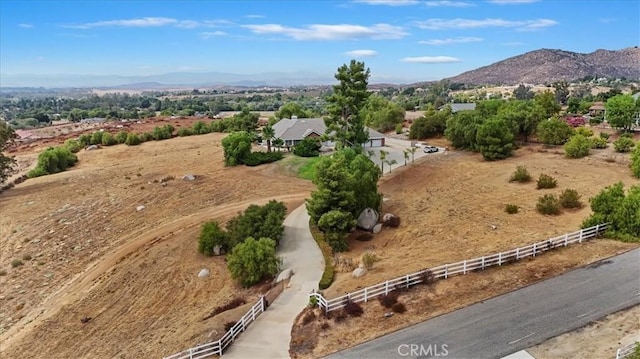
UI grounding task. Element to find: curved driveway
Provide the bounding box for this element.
[224,204,324,359]
[327,248,640,359]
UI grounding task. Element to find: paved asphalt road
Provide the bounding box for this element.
[326,248,640,359]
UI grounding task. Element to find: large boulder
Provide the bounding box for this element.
[352,267,367,278]
[276,268,294,282]
[182,174,196,181]
[372,223,383,234]
[198,268,210,278]
[357,208,379,231]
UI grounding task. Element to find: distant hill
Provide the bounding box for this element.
[447,47,640,85]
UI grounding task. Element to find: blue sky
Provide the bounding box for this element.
[0,0,638,84]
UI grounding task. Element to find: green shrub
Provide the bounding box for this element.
[311,224,335,290]
[198,221,230,256]
[620,132,634,139]
[325,232,349,252]
[589,137,608,149]
[124,133,142,146]
[226,200,287,246]
[613,136,635,153]
[575,127,593,137]
[11,259,23,268]
[101,132,117,146]
[192,121,210,135]
[221,131,252,166]
[140,132,154,142]
[64,139,83,153]
[536,194,561,215]
[152,125,172,140]
[361,252,379,270]
[599,132,610,140]
[90,131,104,145]
[115,131,128,144]
[78,134,91,146]
[293,137,321,157]
[28,146,78,178]
[564,134,591,158]
[505,204,519,214]
[509,166,532,183]
[582,183,639,241]
[537,117,575,145]
[395,123,403,134]
[243,151,284,166]
[227,237,281,287]
[536,174,558,189]
[177,127,193,137]
[559,189,582,208]
[631,145,640,178]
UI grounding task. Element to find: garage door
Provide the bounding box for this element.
[368,138,383,147]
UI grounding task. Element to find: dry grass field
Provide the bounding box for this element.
[0,133,313,358]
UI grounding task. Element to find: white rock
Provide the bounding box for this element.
[372,223,383,234]
[352,267,367,278]
[276,268,294,282]
[198,268,210,278]
[136,205,145,211]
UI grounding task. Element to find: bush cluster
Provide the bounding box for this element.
[631,145,640,179]
[361,251,379,270]
[613,136,636,153]
[293,137,321,157]
[564,134,591,158]
[391,302,407,314]
[536,194,561,215]
[378,292,399,308]
[589,137,608,149]
[343,299,363,317]
[28,146,78,178]
[559,189,582,209]
[536,174,558,189]
[509,166,532,183]
[243,152,284,166]
[310,223,335,290]
[582,182,639,242]
[505,204,519,214]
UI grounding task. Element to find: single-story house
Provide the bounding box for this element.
[589,102,605,117]
[439,103,476,113]
[270,117,385,148]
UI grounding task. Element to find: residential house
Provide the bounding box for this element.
[588,102,605,117]
[270,117,386,149]
[439,103,476,113]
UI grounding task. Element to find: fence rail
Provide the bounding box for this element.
[310,223,608,313]
[163,296,266,359]
[616,342,639,359]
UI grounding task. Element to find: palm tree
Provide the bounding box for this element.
[379,150,388,173]
[403,149,409,166]
[272,138,284,152]
[408,146,418,163]
[262,125,275,153]
[385,159,397,173]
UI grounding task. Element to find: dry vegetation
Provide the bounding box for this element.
[0,132,313,358]
[291,138,639,357]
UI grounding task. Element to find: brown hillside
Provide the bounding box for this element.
[447,47,640,85]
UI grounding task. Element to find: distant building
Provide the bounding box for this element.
[80,117,107,124]
[588,102,605,117]
[439,103,477,113]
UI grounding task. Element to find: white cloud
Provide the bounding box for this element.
[415,18,557,31]
[345,49,378,57]
[425,1,474,7]
[201,31,228,39]
[418,36,483,45]
[353,0,419,5]
[18,23,34,28]
[598,18,616,23]
[63,17,232,29]
[242,23,408,40]
[400,56,462,63]
[488,0,540,4]
[245,14,265,18]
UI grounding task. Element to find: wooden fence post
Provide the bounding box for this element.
[189,348,194,359]
[481,257,485,270]
[564,233,568,246]
[595,224,600,235]
[498,252,502,266]
[364,287,368,302]
[406,274,410,288]
[444,264,448,279]
[579,229,583,243]
[241,316,246,332]
[533,243,536,257]
[516,248,519,260]
[463,260,467,274]
[385,281,389,295]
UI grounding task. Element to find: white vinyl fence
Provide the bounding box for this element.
[310,223,608,313]
[163,296,266,359]
[616,342,639,359]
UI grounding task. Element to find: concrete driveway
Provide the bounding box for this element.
[366,137,444,174]
[223,204,323,359]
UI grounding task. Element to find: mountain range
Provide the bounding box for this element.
[446,47,640,85]
[1,47,638,88]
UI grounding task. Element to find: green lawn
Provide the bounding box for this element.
[279,155,321,180]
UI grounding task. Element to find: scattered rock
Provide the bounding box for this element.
[372,223,383,234]
[213,245,223,256]
[491,225,498,230]
[182,174,196,181]
[384,312,394,318]
[382,213,401,228]
[161,182,167,187]
[198,268,210,278]
[80,316,92,324]
[85,145,99,151]
[352,267,367,278]
[136,205,145,212]
[276,268,294,282]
